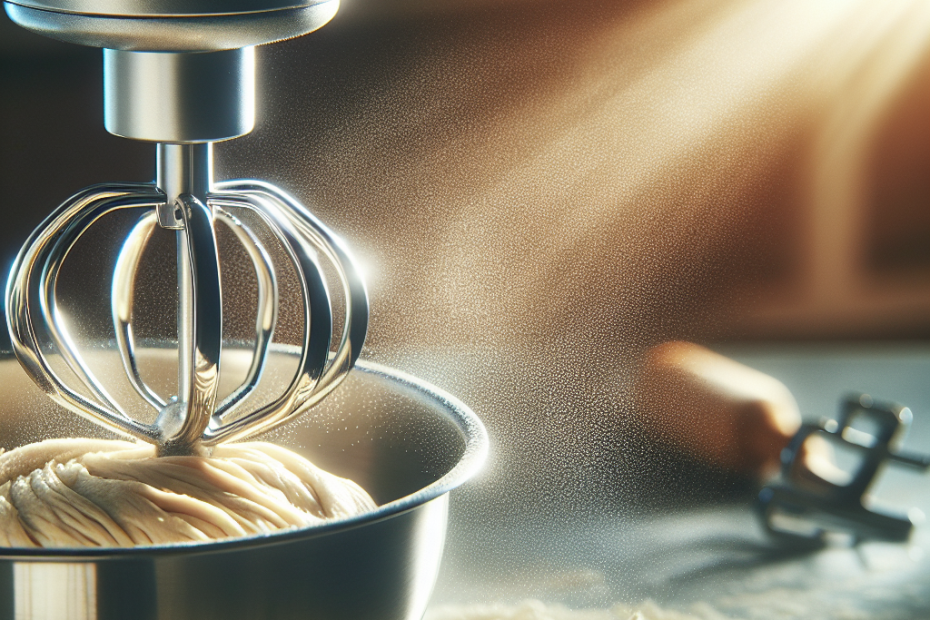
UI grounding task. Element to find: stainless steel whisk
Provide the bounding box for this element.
[3,0,367,455]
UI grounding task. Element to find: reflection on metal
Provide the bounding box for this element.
[406,497,449,617]
[5,177,368,455]
[758,393,930,546]
[2,0,367,458]
[0,358,489,620]
[14,563,97,620]
[105,49,256,142]
[3,0,339,52]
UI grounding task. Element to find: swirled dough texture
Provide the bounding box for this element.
[0,438,377,548]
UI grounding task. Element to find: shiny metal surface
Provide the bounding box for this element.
[155,144,213,443]
[4,0,357,455]
[210,209,278,419]
[7,0,321,15]
[5,184,167,443]
[3,1,339,51]
[104,49,255,142]
[155,144,212,227]
[759,394,930,545]
[111,204,280,425]
[205,180,370,445]
[159,193,222,455]
[111,212,163,411]
[0,354,489,620]
[6,179,368,453]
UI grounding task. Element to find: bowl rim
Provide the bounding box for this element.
[0,359,489,560]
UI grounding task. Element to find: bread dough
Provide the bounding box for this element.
[0,438,376,548]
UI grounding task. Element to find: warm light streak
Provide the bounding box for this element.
[419,0,930,336]
[297,0,930,346]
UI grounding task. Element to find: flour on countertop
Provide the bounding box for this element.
[425,599,731,620]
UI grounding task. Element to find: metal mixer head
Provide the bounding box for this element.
[3,0,368,455]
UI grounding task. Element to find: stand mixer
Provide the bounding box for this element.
[0,4,488,619]
[3,0,367,456]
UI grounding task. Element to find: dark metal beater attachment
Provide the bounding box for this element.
[759,393,930,546]
[3,0,368,455]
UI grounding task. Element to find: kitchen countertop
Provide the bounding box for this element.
[428,343,930,619]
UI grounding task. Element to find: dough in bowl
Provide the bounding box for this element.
[0,438,376,548]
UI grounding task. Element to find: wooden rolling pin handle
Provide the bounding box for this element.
[636,341,802,478]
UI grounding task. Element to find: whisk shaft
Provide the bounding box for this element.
[156,143,217,452]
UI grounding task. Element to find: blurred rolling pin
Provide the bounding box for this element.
[636,341,806,478]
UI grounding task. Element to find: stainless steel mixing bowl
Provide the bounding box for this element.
[0,351,488,620]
